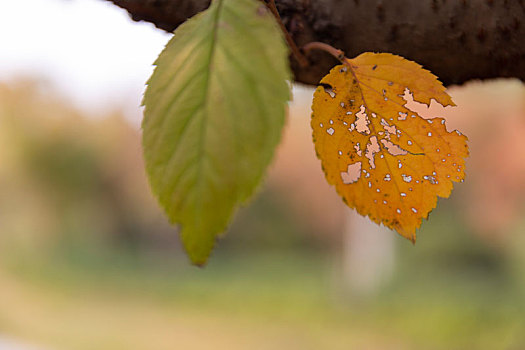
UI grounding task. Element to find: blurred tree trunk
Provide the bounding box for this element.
[106,0,525,86]
[341,210,395,294]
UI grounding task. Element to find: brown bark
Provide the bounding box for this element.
[106,0,525,86]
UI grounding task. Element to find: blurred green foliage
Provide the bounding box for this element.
[0,80,524,349]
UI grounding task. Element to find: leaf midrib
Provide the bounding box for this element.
[191,0,226,229]
[346,61,412,226]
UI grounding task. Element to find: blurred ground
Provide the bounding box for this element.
[0,78,524,349]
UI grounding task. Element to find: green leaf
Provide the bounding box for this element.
[142,0,291,265]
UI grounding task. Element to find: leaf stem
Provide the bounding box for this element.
[264,0,308,68]
[301,42,347,63]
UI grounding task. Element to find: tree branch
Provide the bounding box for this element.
[106,0,525,86]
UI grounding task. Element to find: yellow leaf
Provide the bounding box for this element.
[311,52,469,242]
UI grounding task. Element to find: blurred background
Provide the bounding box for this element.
[1,1,525,349]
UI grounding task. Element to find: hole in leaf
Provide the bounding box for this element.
[354,142,362,156]
[341,162,362,184]
[402,174,412,183]
[365,136,380,169]
[380,139,408,156]
[355,105,371,134]
[319,83,336,98]
[381,118,397,135]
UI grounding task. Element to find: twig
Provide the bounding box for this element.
[302,42,347,63]
[265,0,309,68]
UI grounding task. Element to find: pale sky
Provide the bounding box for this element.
[0,0,171,120]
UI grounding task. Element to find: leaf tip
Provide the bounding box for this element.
[192,259,208,268]
[187,246,213,267]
